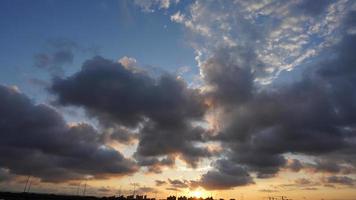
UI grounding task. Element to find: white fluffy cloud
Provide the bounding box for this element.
[171,0,354,84]
[133,0,179,12]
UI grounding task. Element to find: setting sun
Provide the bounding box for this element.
[190,190,204,198]
[194,191,202,198]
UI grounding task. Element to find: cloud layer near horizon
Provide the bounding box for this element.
[0,85,137,182]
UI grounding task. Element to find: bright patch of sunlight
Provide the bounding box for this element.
[190,190,206,198]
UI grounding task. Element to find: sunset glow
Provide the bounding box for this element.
[191,190,203,198]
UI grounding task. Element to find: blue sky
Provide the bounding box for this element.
[0,0,196,100]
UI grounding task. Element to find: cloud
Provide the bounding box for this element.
[137,186,159,194]
[259,189,279,193]
[0,168,15,183]
[27,78,50,88]
[294,178,312,185]
[311,160,344,174]
[33,38,77,76]
[175,0,356,188]
[285,158,356,175]
[194,159,253,190]
[99,123,139,146]
[168,179,189,189]
[0,85,137,182]
[202,47,255,105]
[323,176,355,186]
[166,187,180,192]
[275,178,321,191]
[211,34,356,178]
[133,0,179,12]
[286,159,303,172]
[294,0,334,16]
[119,56,138,69]
[155,180,167,186]
[171,0,353,83]
[50,56,211,167]
[134,154,175,173]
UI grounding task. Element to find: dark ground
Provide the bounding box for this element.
[0,192,120,200]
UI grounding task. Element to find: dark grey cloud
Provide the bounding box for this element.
[194,159,253,190]
[324,176,355,186]
[202,47,255,106]
[285,158,356,175]
[51,56,205,127]
[286,159,303,172]
[196,11,356,187]
[102,125,139,145]
[50,56,211,167]
[0,85,137,182]
[294,178,312,185]
[168,179,189,189]
[134,154,175,173]
[311,159,344,174]
[110,129,138,144]
[136,122,212,168]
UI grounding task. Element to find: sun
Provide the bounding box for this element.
[191,190,203,198]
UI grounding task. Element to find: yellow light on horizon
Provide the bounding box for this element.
[193,191,202,197]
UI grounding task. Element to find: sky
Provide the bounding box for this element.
[0,0,356,200]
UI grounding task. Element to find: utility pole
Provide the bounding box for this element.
[27,179,32,193]
[83,180,87,196]
[23,176,31,193]
[132,183,139,197]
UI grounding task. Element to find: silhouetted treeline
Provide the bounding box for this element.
[0,192,219,200]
